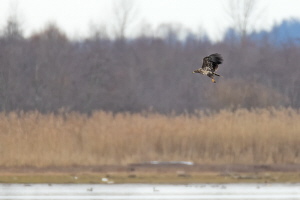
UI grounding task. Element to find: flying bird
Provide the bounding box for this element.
[193,53,223,83]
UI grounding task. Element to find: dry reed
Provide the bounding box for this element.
[0,108,299,167]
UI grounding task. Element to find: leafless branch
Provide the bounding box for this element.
[112,0,139,39]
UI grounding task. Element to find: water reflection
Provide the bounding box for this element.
[0,183,299,200]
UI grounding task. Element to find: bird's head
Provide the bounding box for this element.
[193,69,203,74]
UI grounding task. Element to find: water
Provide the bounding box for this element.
[0,183,299,200]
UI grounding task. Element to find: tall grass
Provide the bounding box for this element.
[0,108,300,167]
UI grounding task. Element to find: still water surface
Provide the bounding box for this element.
[0,183,300,200]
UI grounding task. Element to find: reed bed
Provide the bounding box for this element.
[0,108,299,167]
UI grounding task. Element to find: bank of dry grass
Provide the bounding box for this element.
[0,108,299,167]
[2,172,300,184]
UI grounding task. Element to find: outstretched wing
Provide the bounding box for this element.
[208,53,223,71]
[201,56,213,71]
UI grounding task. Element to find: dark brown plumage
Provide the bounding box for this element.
[193,53,223,83]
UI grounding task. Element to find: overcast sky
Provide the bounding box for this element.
[0,0,300,41]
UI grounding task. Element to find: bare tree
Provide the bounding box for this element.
[2,0,23,40]
[112,0,138,39]
[225,0,264,42]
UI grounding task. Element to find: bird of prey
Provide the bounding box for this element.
[193,53,223,83]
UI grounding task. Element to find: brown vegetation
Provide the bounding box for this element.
[0,108,299,167]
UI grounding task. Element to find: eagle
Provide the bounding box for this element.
[193,53,223,83]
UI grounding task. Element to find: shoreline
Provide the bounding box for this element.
[1,164,300,184]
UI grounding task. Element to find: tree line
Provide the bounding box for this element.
[0,19,299,114]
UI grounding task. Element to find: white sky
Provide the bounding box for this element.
[0,0,300,41]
